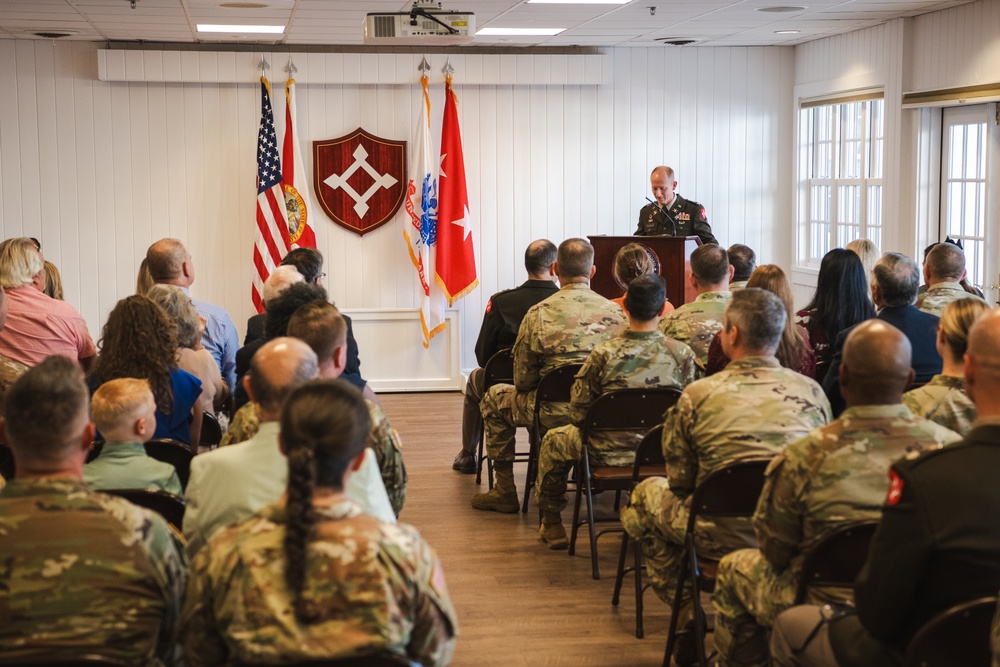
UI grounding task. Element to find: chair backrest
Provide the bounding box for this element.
[100,488,186,530]
[794,519,879,604]
[143,438,195,489]
[686,457,773,531]
[535,363,583,404]
[903,596,997,667]
[237,653,419,667]
[483,347,515,389]
[0,442,15,480]
[632,424,665,481]
[582,387,682,441]
[200,411,223,447]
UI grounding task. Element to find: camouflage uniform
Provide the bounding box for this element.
[620,356,831,603]
[658,291,732,367]
[915,281,985,316]
[180,499,457,666]
[0,478,187,665]
[0,352,28,418]
[903,374,976,437]
[535,330,699,514]
[220,399,407,515]
[712,404,961,667]
[480,284,628,461]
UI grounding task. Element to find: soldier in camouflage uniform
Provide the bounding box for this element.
[181,380,457,666]
[621,290,831,647]
[659,244,733,367]
[712,321,961,667]
[0,357,187,665]
[916,242,986,316]
[474,238,628,513]
[535,275,699,549]
[903,297,988,437]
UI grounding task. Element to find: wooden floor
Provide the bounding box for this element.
[379,391,673,667]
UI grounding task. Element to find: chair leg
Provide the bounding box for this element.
[664,539,692,667]
[687,538,709,667]
[634,540,645,639]
[584,473,600,579]
[521,427,540,514]
[612,530,630,606]
[475,423,485,485]
[568,475,584,556]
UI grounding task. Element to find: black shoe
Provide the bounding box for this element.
[673,613,707,667]
[452,451,477,474]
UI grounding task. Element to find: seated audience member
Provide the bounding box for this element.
[180,380,457,666]
[712,321,960,667]
[243,264,303,345]
[453,239,559,474]
[822,252,942,417]
[707,265,815,377]
[919,240,985,298]
[536,274,698,549]
[136,257,154,295]
[278,246,372,399]
[0,237,95,369]
[147,284,228,412]
[0,287,29,417]
[903,297,988,436]
[621,289,831,664]
[183,338,393,555]
[84,378,183,495]
[611,242,672,313]
[0,357,186,663]
[659,243,732,367]
[233,281,327,409]
[43,260,63,300]
[770,309,1000,667]
[916,241,986,316]
[474,238,627,513]
[845,238,879,298]
[147,238,239,393]
[287,301,408,517]
[728,243,757,290]
[795,249,875,382]
[89,295,204,446]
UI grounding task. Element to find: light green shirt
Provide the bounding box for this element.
[84,441,182,496]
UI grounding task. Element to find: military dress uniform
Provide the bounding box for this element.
[903,374,976,436]
[915,281,985,317]
[620,356,831,603]
[180,499,458,667]
[458,279,560,465]
[0,478,187,665]
[635,194,718,245]
[659,291,732,367]
[535,330,700,516]
[712,404,961,667]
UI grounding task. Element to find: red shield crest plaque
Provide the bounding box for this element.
[313,128,407,236]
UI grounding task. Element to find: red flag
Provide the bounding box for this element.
[252,76,289,313]
[282,76,317,250]
[435,74,478,305]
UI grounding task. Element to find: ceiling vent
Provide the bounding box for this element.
[31,30,78,39]
[655,37,703,46]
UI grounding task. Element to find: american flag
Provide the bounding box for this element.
[252,76,290,313]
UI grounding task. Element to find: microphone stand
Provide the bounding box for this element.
[646,197,678,236]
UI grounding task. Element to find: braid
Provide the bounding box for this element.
[284,445,318,623]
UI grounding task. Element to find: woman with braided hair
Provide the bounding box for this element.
[180,380,458,666]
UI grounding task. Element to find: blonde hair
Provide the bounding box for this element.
[135,258,154,296]
[0,238,44,288]
[940,297,991,361]
[746,265,810,372]
[43,261,63,300]
[91,378,154,435]
[846,239,880,290]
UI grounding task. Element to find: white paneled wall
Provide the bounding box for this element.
[0,40,796,378]
[911,0,1000,92]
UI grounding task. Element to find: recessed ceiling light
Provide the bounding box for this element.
[197,24,285,34]
[477,27,565,36]
[774,29,801,34]
[527,0,632,4]
[757,6,806,12]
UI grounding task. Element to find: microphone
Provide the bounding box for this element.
[645,197,677,236]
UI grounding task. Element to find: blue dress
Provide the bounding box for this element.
[89,367,202,445]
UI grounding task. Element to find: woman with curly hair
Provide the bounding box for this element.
[89,295,203,445]
[706,265,816,377]
[181,380,458,665]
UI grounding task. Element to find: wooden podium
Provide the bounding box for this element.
[588,235,702,307]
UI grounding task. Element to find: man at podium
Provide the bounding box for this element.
[635,165,717,245]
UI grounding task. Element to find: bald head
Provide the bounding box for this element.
[146,238,192,286]
[247,337,319,418]
[840,320,914,406]
[924,242,966,284]
[965,310,1000,414]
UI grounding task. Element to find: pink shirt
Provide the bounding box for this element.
[0,286,96,367]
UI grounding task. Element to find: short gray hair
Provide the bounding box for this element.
[146,284,202,349]
[873,252,920,307]
[0,237,44,288]
[263,265,305,305]
[725,288,786,352]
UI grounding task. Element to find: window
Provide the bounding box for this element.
[799,97,884,266]
[940,106,988,289]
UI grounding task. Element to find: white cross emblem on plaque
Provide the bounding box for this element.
[323,144,399,218]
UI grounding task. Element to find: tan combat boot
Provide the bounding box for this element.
[471,461,519,513]
[539,510,569,550]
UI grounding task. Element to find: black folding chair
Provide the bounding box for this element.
[476,348,515,487]
[143,438,195,490]
[569,387,681,579]
[522,363,583,513]
[794,519,879,605]
[902,596,996,667]
[200,411,223,448]
[101,488,186,531]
